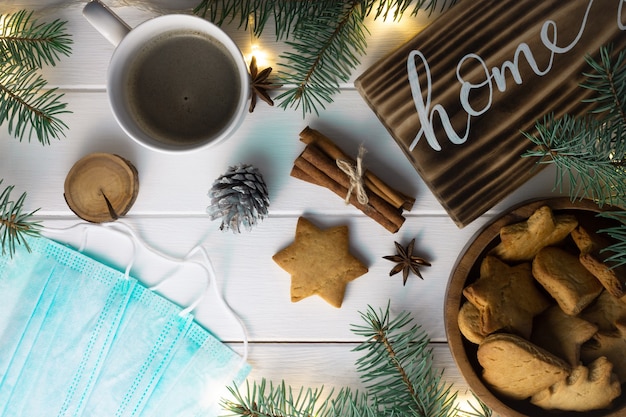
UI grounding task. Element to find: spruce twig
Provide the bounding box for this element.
[596,211,626,268]
[581,44,626,120]
[193,0,457,115]
[352,303,458,416]
[0,10,72,69]
[194,0,454,36]
[222,380,377,417]
[0,10,72,144]
[0,181,41,257]
[522,113,626,207]
[522,45,626,208]
[221,303,467,417]
[276,1,367,116]
[0,62,70,144]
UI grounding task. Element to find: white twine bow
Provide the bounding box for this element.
[336,144,368,205]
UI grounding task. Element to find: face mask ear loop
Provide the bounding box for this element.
[177,250,209,316]
[90,222,136,280]
[71,221,248,364]
[43,222,137,280]
[122,238,137,280]
[78,225,89,253]
[102,222,205,298]
[182,245,249,366]
[41,222,92,250]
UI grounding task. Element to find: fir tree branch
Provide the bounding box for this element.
[222,380,378,417]
[222,303,466,417]
[193,0,457,115]
[194,0,334,39]
[522,113,626,207]
[0,10,72,69]
[352,303,458,416]
[0,10,72,144]
[581,45,626,123]
[194,0,271,37]
[276,1,367,116]
[522,45,626,208]
[595,211,626,269]
[0,180,41,257]
[0,61,70,145]
[193,0,454,37]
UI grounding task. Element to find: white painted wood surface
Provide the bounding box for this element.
[1,1,565,410]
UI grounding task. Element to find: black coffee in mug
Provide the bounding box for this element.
[124,30,242,146]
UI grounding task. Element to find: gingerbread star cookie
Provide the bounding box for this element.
[458,301,486,344]
[272,217,368,308]
[463,255,551,338]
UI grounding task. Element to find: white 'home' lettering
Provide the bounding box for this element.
[408,0,597,152]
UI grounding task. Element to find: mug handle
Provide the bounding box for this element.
[83,0,131,47]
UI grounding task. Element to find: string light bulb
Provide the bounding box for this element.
[245,13,270,68]
[248,43,269,68]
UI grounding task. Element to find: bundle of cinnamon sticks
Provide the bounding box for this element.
[290,127,415,233]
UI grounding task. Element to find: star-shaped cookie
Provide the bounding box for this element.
[272,217,368,308]
[463,255,551,338]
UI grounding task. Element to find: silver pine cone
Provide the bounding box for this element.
[207,164,270,233]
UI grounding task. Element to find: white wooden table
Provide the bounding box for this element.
[0,0,564,412]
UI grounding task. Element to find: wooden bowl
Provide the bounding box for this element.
[444,197,626,417]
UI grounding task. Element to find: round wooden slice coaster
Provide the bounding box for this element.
[64,153,139,223]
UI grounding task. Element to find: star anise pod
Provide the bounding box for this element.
[248,56,281,113]
[383,238,431,285]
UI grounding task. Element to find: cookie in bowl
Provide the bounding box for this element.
[445,198,626,417]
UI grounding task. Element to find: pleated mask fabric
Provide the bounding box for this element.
[0,234,250,417]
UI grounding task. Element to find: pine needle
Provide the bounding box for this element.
[0,10,72,144]
[0,61,70,144]
[522,44,626,208]
[365,0,455,21]
[192,0,457,115]
[221,379,356,417]
[522,113,626,207]
[581,45,626,120]
[276,2,368,116]
[0,181,41,257]
[221,302,465,417]
[0,10,72,69]
[595,210,626,269]
[352,303,457,416]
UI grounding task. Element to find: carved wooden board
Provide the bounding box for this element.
[356,0,626,227]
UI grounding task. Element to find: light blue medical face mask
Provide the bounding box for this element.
[0,227,250,417]
[0,245,59,384]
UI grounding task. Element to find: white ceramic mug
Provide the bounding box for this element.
[83,0,249,153]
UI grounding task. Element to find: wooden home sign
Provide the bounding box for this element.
[356,0,626,227]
